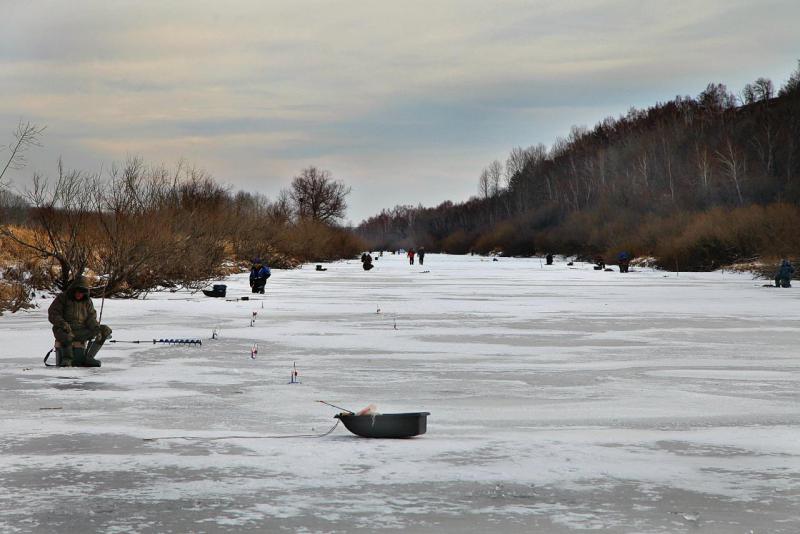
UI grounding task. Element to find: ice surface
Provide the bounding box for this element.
[1,254,799,532]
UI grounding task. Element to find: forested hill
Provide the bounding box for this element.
[357,64,800,270]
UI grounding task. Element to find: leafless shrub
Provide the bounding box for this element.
[92,159,232,296]
[1,151,360,305]
[653,204,800,271]
[1,160,96,289]
[0,278,34,315]
[282,219,364,262]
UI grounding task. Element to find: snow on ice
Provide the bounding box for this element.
[1,254,799,532]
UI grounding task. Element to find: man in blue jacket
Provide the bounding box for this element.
[249,258,271,294]
[618,251,631,273]
[775,259,795,287]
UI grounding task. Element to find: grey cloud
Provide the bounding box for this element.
[2,0,799,221]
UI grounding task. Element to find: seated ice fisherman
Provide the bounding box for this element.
[593,256,606,270]
[47,277,112,367]
[361,252,374,271]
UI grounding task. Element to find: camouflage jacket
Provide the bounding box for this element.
[47,277,99,332]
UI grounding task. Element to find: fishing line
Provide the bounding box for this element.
[142,420,340,442]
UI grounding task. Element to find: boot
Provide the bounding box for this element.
[72,345,88,367]
[58,345,74,367]
[83,338,105,367]
[83,357,102,367]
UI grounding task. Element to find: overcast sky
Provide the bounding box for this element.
[1,1,798,223]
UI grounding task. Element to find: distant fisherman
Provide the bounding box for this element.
[48,277,112,367]
[249,258,271,294]
[617,251,631,273]
[593,256,606,270]
[775,259,795,288]
[361,252,374,271]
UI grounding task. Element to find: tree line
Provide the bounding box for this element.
[358,61,800,271]
[0,147,361,312]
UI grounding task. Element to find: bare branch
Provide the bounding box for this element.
[0,122,45,187]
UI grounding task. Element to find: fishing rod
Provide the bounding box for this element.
[317,400,354,414]
[98,278,108,324]
[109,338,203,346]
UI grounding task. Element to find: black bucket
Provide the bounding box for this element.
[335,412,429,438]
[202,284,227,298]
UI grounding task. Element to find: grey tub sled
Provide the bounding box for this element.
[335,412,430,438]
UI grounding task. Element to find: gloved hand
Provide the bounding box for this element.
[98,325,112,339]
[58,324,74,343]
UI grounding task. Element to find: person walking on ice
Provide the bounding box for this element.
[407,248,416,265]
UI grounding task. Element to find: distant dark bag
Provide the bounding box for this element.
[203,284,227,298]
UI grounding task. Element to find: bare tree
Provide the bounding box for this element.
[477,160,503,200]
[505,146,544,187]
[751,121,777,176]
[0,122,45,314]
[478,168,491,199]
[505,147,526,184]
[716,138,746,206]
[741,83,756,105]
[753,77,774,102]
[269,189,294,225]
[779,60,800,97]
[487,160,503,197]
[694,142,712,191]
[506,145,547,181]
[698,83,737,112]
[1,160,96,289]
[91,158,176,296]
[289,166,350,224]
[636,152,650,190]
[660,133,675,202]
[0,122,45,189]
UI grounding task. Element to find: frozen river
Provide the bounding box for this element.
[1,254,799,533]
